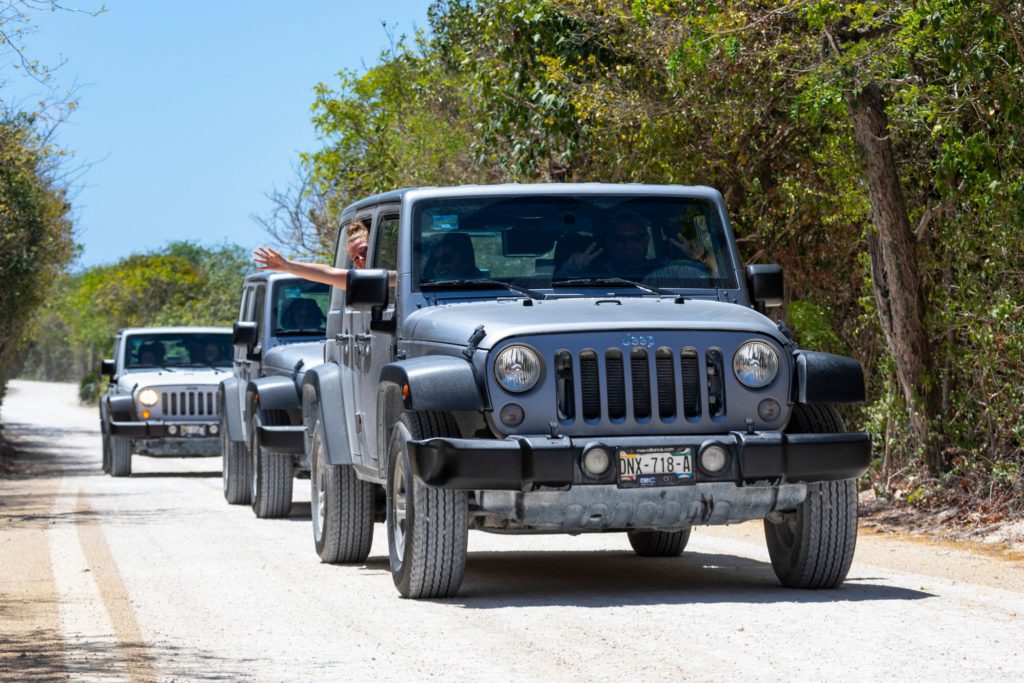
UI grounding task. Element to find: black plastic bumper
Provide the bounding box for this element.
[108,420,218,439]
[256,424,305,454]
[406,431,872,490]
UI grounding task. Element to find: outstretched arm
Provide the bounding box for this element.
[253,247,350,289]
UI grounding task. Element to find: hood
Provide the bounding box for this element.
[404,297,784,349]
[117,367,230,390]
[263,341,324,377]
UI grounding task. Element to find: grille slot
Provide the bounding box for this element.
[706,349,726,418]
[579,350,601,421]
[655,347,676,419]
[681,348,701,418]
[630,349,651,420]
[555,350,575,421]
[605,350,625,420]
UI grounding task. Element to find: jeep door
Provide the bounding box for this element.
[349,207,400,472]
[327,212,375,467]
[237,282,265,438]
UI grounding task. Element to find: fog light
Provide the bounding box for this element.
[582,447,611,477]
[167,424,178,435]
[700,444,729,475]
[499,403,524,427]
[757,398,781,422]
[209,424,219,435]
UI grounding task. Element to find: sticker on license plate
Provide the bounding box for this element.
[617,447,694,488]
[181,424,206,437]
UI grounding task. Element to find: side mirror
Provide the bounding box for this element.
[101,359,115,379]
[745,264,784,310]
[232,321,258,352]
[346,268,390,311]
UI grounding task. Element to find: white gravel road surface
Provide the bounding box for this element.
[2,379,1022,681]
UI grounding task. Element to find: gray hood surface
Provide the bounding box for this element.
[116,367,230,390]
[404,298,783,349]
[263,341,324,378]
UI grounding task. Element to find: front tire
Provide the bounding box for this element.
[250,409,293,519]
[221,405,251,504]
[386,411,468,599]
[309,411,374,564]
[764,404,858,589]
[109,437,132,477]
[628,529,691,557]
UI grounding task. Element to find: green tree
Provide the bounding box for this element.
[0,114,76,403]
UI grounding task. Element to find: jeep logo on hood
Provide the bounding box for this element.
[622,334,656,348]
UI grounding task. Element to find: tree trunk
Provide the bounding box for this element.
[847,82,943,474]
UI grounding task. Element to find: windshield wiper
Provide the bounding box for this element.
[422,279,547,300]
[552,277,673,296]
[275,328,326,336]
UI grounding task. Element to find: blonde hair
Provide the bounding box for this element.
[346,221,369,246]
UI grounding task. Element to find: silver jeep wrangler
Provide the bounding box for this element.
[301,184,871,598]
[100,326,233,477]
[218,272,328,518]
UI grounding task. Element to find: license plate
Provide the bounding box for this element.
[617,447,694,488]
[181,424,207,437]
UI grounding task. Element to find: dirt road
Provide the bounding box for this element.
[2,379,1022,681]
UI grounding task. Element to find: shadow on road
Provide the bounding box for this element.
[359,550,934,608]
[0,627,261,681]
[128,471,221,479]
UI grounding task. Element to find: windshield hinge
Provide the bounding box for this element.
[463,325,486,360]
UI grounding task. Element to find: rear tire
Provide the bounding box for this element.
[250,409,293,518]
[628,529,691,557]
[221,405,251,504]
[109,437,132,477]
[764,404,858,589]
[309,407,374,564]
[386,411,468,599]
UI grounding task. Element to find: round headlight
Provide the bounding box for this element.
[494,345,542,393]
[137,388,160,406]
[733,341,779,388]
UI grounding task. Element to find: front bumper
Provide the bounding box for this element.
[109,419,220,439]
[407,431,871,491]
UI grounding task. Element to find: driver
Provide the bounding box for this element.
[557,212,657,279]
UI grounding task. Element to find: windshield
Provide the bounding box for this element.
[123,333,232,369]
[271,280,329,336]
[412,195,736,293]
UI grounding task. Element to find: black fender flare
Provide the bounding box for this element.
[792,350,865,404]
[379,356,484,413]
[106,393,136,422]
[218,377,245,443]
[247,375,302,413]
[302,363,353,466]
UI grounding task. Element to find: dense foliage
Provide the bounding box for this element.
[298,0,1023,514]
[0,114,76,404]
[19,242,251,399]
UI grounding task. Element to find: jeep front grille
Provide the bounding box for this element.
[161,390,217,417]
[555,346,717,425]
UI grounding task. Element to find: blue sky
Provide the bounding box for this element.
[3,1,433,268]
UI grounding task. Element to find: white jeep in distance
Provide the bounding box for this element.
[99,326,232,476]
